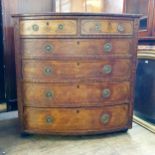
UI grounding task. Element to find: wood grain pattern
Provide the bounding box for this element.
[23,82,130,107]
[24,105,129,134]
[81,20,133,35]
[22,59,131,82]
[13,13,140,135]
[21,38,133,59]
[20,20,77,35]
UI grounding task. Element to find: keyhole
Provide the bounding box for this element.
[46,22,49,26]
[77,62,80,66]
[77,85,80,88]
[76,110,80,113]
[77,41,80,45]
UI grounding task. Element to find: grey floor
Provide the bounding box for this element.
[0,111,155,155]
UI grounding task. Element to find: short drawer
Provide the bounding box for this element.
[22,59,131,82]
[81,20,133,35]
[21,39,133,58]
[24,105,129,133]
[20,20,77,35]
[23,82,130,107]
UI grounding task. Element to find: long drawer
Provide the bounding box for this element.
[21,39,133,59]
[23,82,130,107]
[22,59,131,82]
[24,105,129,134]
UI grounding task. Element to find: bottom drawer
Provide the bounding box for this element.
[24,104,129,134]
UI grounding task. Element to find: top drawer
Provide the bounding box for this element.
[20,20,77,36]
[19,19,133,36]
[81,20,133,35]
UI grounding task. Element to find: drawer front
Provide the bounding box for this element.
[81,20,133,35]
[21,39,132,58]
[22,59,131,82]
[23,82,130,107]
[20,20,77,35]
[24,105,128,133]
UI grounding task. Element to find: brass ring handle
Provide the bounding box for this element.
[102,89,111,98]
[102,65,112,74]
[117,24,125,32]
[95,23,101,31]
[58,24,64,30]
[46,116,54,124]
[32,24,39,31]
[44,44,53,53]
[100,113,110,124]
[45,90,53,98]
[44,67,52,76]
[103,43,112,53]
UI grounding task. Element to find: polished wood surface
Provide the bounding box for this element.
[20,20,77,35]
[13,13,140,135]
[23,82,130,107]
[21,39,133,58]
[22,59,131,82]
[81,19,133,35]
[24,105,128,134]
[20,18,134,36]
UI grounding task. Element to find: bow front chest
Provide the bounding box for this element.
[13,13,140,135]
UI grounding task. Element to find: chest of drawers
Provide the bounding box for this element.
[13,13,140,135]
